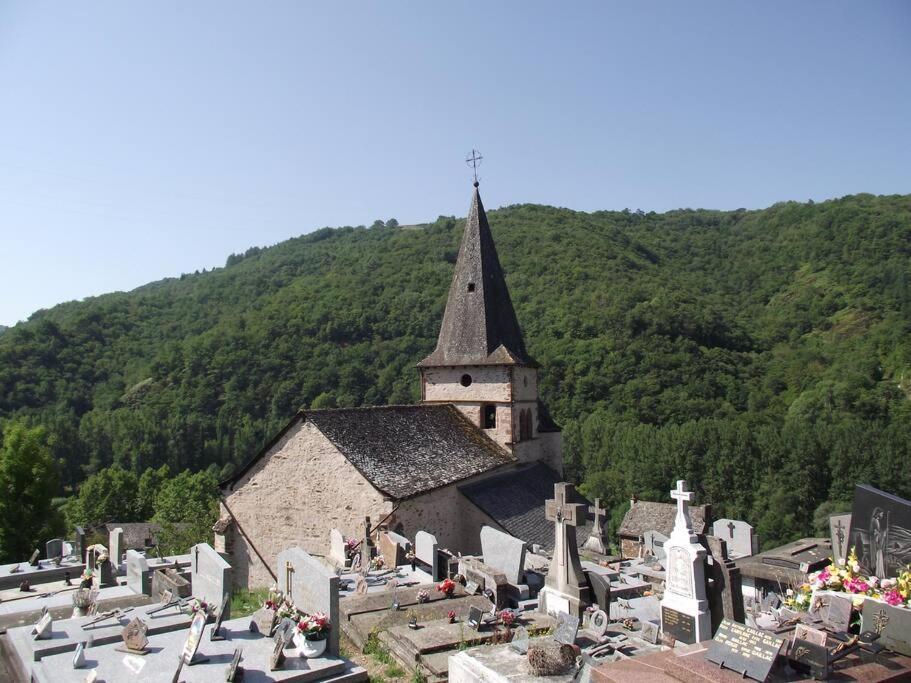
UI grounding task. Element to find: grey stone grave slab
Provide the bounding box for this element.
[46,539,63,561]
[126,550,150,595]
[276,546,340,656]
[31,615,366,683]
[862,599,911,656]
[642,530,668,562]
[108,528,123,568]
[510,625,530,653]
[415,530,439,580]
[711,519,758,558]
[828,513,851,564]
[480,525,526,584]
[553,612,579,644]
[190,542,231,619]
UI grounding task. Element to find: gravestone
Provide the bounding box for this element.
[329,528,347,566]
[480,525,526,584]
[210,593,230,640]
[73,642,86,668]
[360,516,374,570]
[467,606,484,630]
[862,599,911,656]
[378,531,408,568]
[190,543,232,619]
[510,625,530,654]
[705,535,746,629]
[74,526,85,561]
[415,530,440,580]
[587,571,611,612]
[32,612,52,639]
[643,530,668,562]
[226,648,244,682]
[641,620,660,645]
[660,480,711,644]
[847,484,911,578]
[808,591,852,633]
[28,548,40,566]
[705,619,785,681]
[108,527,124,567]
[538,482,591,618]
[583,498,608,554]
[97,558,116,587]
[276,546,340,656]
[711,519,758,559]
[126,549,151,595]
[589,609,609,637]
[794,623,827,646]
[828,513,851,564]
[45,538,64,560]
[459,557,508,608]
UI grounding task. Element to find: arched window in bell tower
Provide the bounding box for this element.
[482,404,497,429]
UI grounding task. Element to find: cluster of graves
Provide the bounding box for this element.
[1,478,909,682]
[0,527,368,682]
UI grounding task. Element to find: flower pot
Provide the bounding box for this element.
[296,633,327,658]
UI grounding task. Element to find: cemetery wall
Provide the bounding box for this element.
[393,481,502,555]
[220,420,392,588]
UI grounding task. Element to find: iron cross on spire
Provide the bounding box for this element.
[465,149,483,185]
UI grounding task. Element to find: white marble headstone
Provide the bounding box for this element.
[711,518,757,558]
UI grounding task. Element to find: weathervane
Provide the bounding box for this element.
[465,149,483,186]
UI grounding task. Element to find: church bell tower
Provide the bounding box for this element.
[418,180,562,471]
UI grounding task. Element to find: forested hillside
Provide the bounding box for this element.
[1,193,909,551]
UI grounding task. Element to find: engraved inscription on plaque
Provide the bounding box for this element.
[706,619,786,682]
[667,547,693,597]
[662,605,696,644]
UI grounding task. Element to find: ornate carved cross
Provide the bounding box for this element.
[545,483,585,569]
[465,149,483,184]
[835,519,846,546]
[872,607,890,635]
[727,521,736,539]
[670,480,695,534]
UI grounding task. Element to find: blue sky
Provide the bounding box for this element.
[0,2,908,326]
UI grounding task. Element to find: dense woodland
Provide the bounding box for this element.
[1,192,909,561]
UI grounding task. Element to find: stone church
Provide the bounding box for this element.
[217,181,580,589]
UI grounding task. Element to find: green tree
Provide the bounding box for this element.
[153,470,219,554]
[0,422,65,562]
[137,464,170,519]
[64,465,141,528]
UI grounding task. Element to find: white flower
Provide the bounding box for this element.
[786,589,794,597]
[796,593,808,605]
[851,562,860,573]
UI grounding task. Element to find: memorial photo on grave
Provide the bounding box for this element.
[848,484,911,578]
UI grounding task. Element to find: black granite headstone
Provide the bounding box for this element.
[662,605,696,645]
[586,571,612,612]
[848,484,911,578]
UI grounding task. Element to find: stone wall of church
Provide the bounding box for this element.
[421,366,511,403]
[390,479,505,556]
[218,419,392,589]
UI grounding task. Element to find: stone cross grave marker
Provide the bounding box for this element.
[539,482,591,618]
[828,513,851,564]
[643,529,668,562]
[108,527,124,567]
[583,498,608,554]
[480,525,526,584]
[276,546,340,656]
[711,519,758,558]
[660,480,711,644]
[191,542,232,619]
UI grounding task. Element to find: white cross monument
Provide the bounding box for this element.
[659,480,711,644]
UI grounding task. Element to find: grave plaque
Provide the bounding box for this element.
[46,538,64,560]
[794,623,827,647]
[640,620,660,645]
[464,580,480,595]
[789,638,829,680]
[249,607,275,635]
[862,599,911,656]
[160,589,173,604]
[120,617,149,653]
[661,605,695,644]
[226,647,243,681]
[269,633,287,670]
[589,609,608,637]
[29,549,40,566]
[32,612,52,639]
[510,625,530,654]
[355,576,368,594]
[210,593,230,640]
[705,619,785,682]
[848,484,911,578]
[468,606,484,630]
[73,642,86,668]
[182,611,210,665]
[810,591,852,633]
[553,612,580,645]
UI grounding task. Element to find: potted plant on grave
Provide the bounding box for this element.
[448,610,457,624]
[437,578,456,598]
[407,609,419,630]
[417,589,430,604]
[295,611,331,658]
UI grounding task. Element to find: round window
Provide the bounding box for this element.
[460,374,473,387]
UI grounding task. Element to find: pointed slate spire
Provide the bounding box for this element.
[419,184,535,367]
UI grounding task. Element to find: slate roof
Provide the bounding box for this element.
[735,537,832,585]
[617,500,711,538]
[458,462,591,552]
[222,404,515,501]
[419,184,537,368]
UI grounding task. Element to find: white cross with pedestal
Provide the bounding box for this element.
[583,498,607,554]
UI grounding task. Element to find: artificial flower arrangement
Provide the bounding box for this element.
[344,538,359,558]
[784,548,910,612]
[416,590,430,604]
[370,556,386,570]
[448,610,457,624]
[276,598,298,620]
[187,598,211,615]
[297,611,331,641]
[437,578,456,597]
[498,609,518,627]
